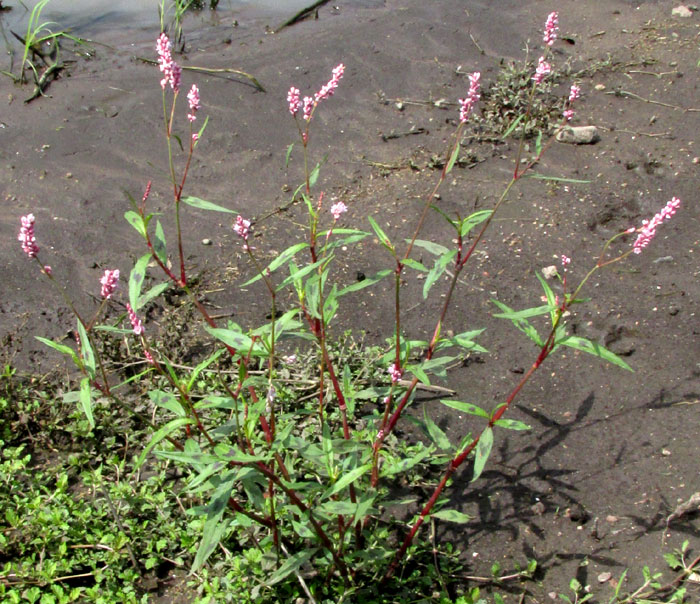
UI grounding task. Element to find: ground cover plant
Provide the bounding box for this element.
[6,8,697,604]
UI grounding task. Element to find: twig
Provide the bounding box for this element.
[604,89,700,112]
[136,57,265,92]
[280,542,317,604]
[271,0,332,34]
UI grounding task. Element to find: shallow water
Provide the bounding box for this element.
[1,0,316,39]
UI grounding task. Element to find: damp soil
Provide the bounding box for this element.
[1,0,699,601]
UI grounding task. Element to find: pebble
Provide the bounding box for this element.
[598,572,613,583]
[594,84,606,91]
[606,515,619,523]
[556,126,601,145]
[653,255,674,263]
[202,238,212,246]
[672,5,693,17]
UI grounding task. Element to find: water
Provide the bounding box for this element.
[0,0,316,40]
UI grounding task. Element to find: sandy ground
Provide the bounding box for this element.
[1,0,699,600]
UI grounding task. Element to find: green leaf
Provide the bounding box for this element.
[493,418,531,431]
[402,258,429,272]
[138,281,170,308]
[267,548,319,586]
[129,254,150,311]
[323,463,372,500]
[380,446,431,477]
[149,390,187,417]
[186,349,225,392]
[35,336,79,366]
[285,142,294,168]
[409,239,449,256]
[420,355,456,378]
[440,399,489,418]
[309,159,324,189]
[241,242,308,287]
[460,209,493,238]
[136,417,194,469]
[445,140,460,175]
[124,210,147,239]
[536,271,558,325]
[501,114,524,139]
[431,509,471,523]
[76,321,95,379]
[276,257,326,292]
[79,377,95,428]
[423,249,457,299]
[491,299,543,346]
[192,478,236,571]
[472,426,493,481]
[153,220,168,266]
[204,325,254,353]
[555,335,633,371]
[424,409,452,451]
[407,363,430,385]
[181,196,236,214]
[338,269,392,297]
[493,304,552,320]
[368,216,393,251]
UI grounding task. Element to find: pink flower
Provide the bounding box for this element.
[533,57,551,85]
[459,71,481,124]
[287,86,302,116]
[290,63,346,124]
[561,255,571,267]
[330,201,347,220]
[315,63,345,103]
[192,133,199,143]
[187,84,201,122]
[43,265,52,275]
[18,214,39,258]
[156,33,181,92]
[563,84,581,121]
[144,349,155,365]
[302,96,314,122]
[233,215,251,241]
[632,197,681,254]
[126,303,144,335]
[388,363,403,383]
[100,269,120,299]
[543,12,559,47]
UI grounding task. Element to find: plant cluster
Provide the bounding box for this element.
[10,11,691,603]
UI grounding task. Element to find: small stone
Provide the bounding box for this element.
[395,101,404,111]
[531,501,546,515]
[202,238,212,246]
[606,515,619,523]
[65,172,73,178]
[598,572,613,583]
[662,448,672,456]
[594,84,606,91]
[542,265,559,280]
[672,5,693,17]
[556,126,601,145]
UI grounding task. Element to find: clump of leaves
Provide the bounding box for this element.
[479,59,563,138]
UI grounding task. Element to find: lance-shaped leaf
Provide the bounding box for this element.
[191,477,237,571]
[153,220,168,266]
[136,417,194,469]
[337,269,392,297]
[129,254,150,311]
[555,335,633,371]
[472,426,493,481]
[424,249,458,299]
[79,377,95,428]
[267,548,319,586]
[181,196,236,213]
[242,242,309,287]
[368,216,393,251]
[491,299,543,346]
[431,509,472,523]
[322,463,372,500]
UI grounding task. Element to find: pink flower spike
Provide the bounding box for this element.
[156,33,181,92]
[561,255,571,267]
[126,304,144,335]
[632,197,681,254]
[233,215,251,241]
[43,265,52,276]
[100,269,120,299]
[459,71,481,124]
[315,63,345,103]
[543,12,559,47]
[144,349,155,365]
[18,213,39,258]
[330,201,347,220]
[302,96,314,122]
[533,57,551,85]
[388,363,403,383]
[287,86,302,116]
[192,133,199,143]
[568,84,581,103]
[563,109,575,121]
[187,84,201,122]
